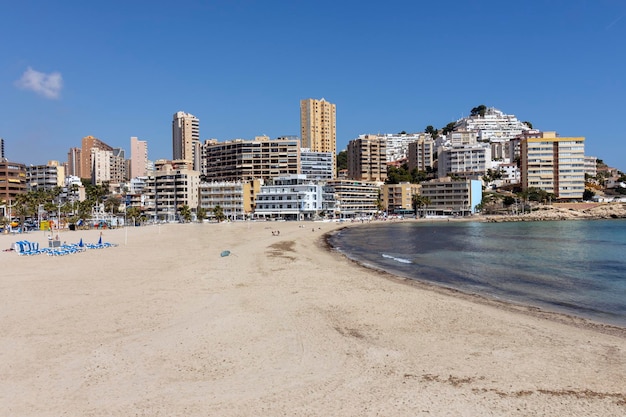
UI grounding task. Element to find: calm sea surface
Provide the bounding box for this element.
[328,219,626,327]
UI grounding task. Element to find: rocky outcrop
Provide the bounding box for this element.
[485,203,626,222]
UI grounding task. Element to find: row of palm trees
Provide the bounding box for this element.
[0,181,124,229]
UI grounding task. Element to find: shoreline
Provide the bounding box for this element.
[323,223,626,338]
[1,221,625,415]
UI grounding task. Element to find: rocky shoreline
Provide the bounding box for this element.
[485,202,626,222]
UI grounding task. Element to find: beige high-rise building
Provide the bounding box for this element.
[347,134,387,182]
[80,136,114,181]
[300,98,336,174]
[520,131,585,199]
[130,136,148,179]
[172,111,200,170]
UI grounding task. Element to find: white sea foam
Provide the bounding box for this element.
[382,253,412,264]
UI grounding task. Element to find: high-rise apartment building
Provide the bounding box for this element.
[201,136,300,182]
[520,131,585,199]
[130,136,148,179]
[67,147,82,178]
[26,161,65,192]
[144,159,200,222]
[407,135,435,172]
[0,160,27,205]
[172,111,200,170]
[300,98,336,174]
[347,134,387,182]
[81,136,114,181]
[0,138,4,161]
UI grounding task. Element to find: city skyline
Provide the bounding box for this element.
[2,1,625,170]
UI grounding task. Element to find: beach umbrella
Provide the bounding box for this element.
[78,238,84,247]
[97,236,102,245]
[220,250,231,257]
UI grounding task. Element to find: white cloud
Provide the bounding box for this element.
[15,67,63,99]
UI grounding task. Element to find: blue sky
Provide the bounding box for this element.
[2,0,625,171]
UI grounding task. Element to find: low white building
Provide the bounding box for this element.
[254,175,328,221]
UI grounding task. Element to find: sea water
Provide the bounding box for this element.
[328,219,626,327]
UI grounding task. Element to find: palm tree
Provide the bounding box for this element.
[412,194,431,218]
[213,205,226,222]
[196,206,207,223]
[179,204,192,223]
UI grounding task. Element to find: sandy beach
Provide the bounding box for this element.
[1,221,624,416]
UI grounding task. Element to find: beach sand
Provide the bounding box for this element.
[1,221,624,416]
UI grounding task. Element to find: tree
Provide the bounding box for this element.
[386,165,411,184]
[126,206,142,226]
[410,168,428,183]
[523,120,533,129]
[179,204,192,223]
[196,207,207,222]
[503,196,516,207]
[336,150,347,172]
[213,205,226,222]
[424,125,439,139]
[582,189,595,201]
[441,122,456,136]
[104,195,122,214]
[470,105,487,117]
[412,194,431,218]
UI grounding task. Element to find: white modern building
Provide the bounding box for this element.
[437,144,492,179]
[300,148,334,180]
[254,174,328,221]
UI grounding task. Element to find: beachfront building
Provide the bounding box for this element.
[347,134,387,182]
[326,179,380,219]
[407,134,435,172]
[254,175,329,221]
[300,98,336,175]
[300,148,334,180]
[201,136,300,182]
[144,159,200,222]
[420,177,482,216]
[26,161,65,192]
[381,182,421,216]
[130,136,149,179]
[437,144,492,179]
[198,180,261,221]
[172,111,200,171]
[0,159,27,206]
[520,131,586,199]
